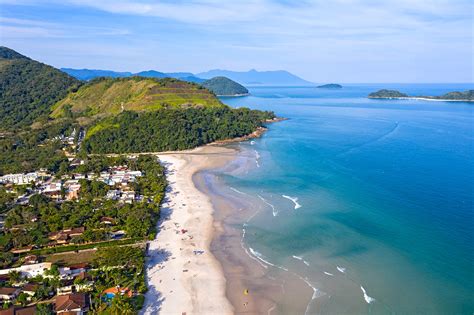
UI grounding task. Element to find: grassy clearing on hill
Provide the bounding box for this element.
[51,77,224,120]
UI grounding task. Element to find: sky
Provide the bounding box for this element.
[0,0,472,83]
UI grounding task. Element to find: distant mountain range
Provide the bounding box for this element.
[61,68,313,86]
[61,68,205,83]
[197,69,314,86]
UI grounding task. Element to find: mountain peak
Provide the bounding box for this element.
[196,69,313,86]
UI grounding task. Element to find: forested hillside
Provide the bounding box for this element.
[83,107,275,153]
[202,76,249,96]
[0,47,81,129]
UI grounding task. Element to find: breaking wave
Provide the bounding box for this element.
[292,255,310,266]
[257,194,278,216]
[336,266,346,273]
[360,286,376,304]
[282,195,302,209]
[248,248,288,271]
[230,187,248,196]
[254,150,260,167]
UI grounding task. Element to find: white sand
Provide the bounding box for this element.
[142,146,235,315]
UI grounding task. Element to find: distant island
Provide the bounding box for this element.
[317,83,342,89]
[202,76,249,96]
[368,89,408,98]
[368,89,473,102]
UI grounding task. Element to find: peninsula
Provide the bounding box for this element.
[368,89,474,101]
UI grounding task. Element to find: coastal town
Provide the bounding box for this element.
[0,130,167,314]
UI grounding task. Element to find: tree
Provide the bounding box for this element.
[16,292,29,306]
[44,264,59,277]
[36,303,54,315]
[8,270,22,283]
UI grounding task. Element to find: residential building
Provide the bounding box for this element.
[0,288,20,301]
[55,293,90,315]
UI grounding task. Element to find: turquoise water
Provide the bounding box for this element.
[220,84,474,314]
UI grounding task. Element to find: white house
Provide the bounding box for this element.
[0,262,52,278]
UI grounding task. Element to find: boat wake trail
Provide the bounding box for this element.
[282,195,302,209]
[338,121,400,157]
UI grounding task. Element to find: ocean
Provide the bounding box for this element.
[211,84,473,314]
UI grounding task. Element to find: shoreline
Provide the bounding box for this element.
[194,145,314,314]
[142,145,236,315]
[368,96,473,102]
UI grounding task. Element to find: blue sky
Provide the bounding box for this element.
[0,0,472,83]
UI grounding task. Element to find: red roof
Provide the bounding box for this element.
[0,287,19,295]
[55,293,89,312]
[22,283,38,292]
[68,263,88,270]
[102,286,133,298]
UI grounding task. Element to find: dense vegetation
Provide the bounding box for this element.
[317,83,342,89]
[437,90,473,101]
[368,89,408,98]
[83,107,275,154]
[368,89,474,101]
[0,120,77,175]
[201,76,249,96]
[51,77,224,120]
[0,47,80,129]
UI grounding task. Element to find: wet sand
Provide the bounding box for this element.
[143,143,313,315]
[194,145,314,314]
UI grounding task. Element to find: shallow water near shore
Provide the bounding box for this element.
[199,84,473,314]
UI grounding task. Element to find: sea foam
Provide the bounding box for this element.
[360,286,376,304]
[336,266,346,273]
[254,150,260,167]
[230,187,247,196]
[292,255,310,266]
[282,195,302,209]
[257,194,278,216]
[249,248,288,271]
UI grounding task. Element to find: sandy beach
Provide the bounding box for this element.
[142,145,236,315]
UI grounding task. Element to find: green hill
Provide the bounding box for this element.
[437,90,473,101]
[368,89,408,98]
[0,47,81,129]
[201,76,249,96]
[51,76,224,119]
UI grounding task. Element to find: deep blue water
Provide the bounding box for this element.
[220,84,474,314]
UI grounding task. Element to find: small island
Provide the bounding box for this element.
[368,89,473,102]
[317,83,342,89]
[368,89,408,98]
[201,76,249,96]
